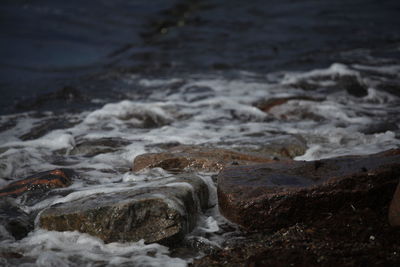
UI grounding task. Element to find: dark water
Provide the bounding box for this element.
[1,0,399,114]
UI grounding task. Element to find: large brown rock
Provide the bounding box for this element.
[132,145,275,173]
[218,149,400,230]
[39,175,209,244]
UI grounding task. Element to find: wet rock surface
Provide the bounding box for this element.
[194,149,400,267]
[230,134,308,160]
[133,145,276,173]
[70,137,131,157]
[0,199,33,240]
[218,149,400,230]
[39,175,209,245]
[194,207,400,267]
[0,169,74,198]
[254,96,323,113]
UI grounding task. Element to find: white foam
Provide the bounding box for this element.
[282,63,360,85]
[12,230,186,267]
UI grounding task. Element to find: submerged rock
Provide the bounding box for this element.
[0,169,74,198]
[132,145,275,173]
[0,199,33,240]
[218,149,400,230]
[39,175,209,244]
[335,74,368,97]
[70,137,131,157]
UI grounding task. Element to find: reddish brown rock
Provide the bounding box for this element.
[254,96,323,113]
[0,169,73,198]
[132,145,276,173]
[218,149,400,230]
[389,182,400,226]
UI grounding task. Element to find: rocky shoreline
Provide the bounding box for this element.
[1,142,400,266]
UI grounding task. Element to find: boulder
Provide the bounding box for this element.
[218,149,400,230]
[0,169,74,198]
[39,175,209,244]
[132,145,275,173]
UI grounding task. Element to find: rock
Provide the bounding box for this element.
[389,181,400,227]
[254,96,325,121]
[19,117,80,141]
[359,121,399,135]
[39,175,209,244]
[0,169,74,198]
[335,75,368,97]
[232,134,308,159]
[132,145,275,173]
[0,199,33,240]
[218,149,400,230]
[70,137,131,157]
[254,96,323,113]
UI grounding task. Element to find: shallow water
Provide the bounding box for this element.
[1,0,400,266]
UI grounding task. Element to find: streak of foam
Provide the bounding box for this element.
[3,230,187,267]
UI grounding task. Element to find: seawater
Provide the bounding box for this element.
[1,60,400,266]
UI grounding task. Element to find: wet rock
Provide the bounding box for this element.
[389,181,400,227]
[0,118,16,133]
[0,251,23,259]
[0,199,33,240]
[70,137,131,157]
[233,134,308,159]
[335,75,368,97]
[39,175,209,244]
[377,81,400,97]
[359,121,399,135]
[19,117,80,141]
[254,96,323,113]
[0,169,74,198]
[218,149,400,230]
[132,145,275,173]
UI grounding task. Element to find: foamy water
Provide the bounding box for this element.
[1,62,400,266]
